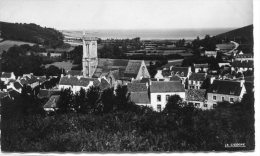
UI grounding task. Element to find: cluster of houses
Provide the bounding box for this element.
[0,36,254,112]
[0,72,49,100]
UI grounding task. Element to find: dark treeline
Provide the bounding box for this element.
[1,44,64,76]
[1,84,255,152]
[192,35,221,52]
[0,22,64,48]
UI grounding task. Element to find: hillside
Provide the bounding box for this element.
[215,25,253,53]
[0,21,64,48]
[0,40,35,55]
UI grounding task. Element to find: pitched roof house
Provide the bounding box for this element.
[207,80,246,109]
[185,89,207,109]
[193,63,209,73]
[188,73,207,89]
[59,75,94,93]
[92,59,150,83]
[231,60,253,72]
[43,95,60,111]
[150,81,185,112]
[127,82,150,106]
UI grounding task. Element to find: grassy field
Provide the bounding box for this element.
[45,61,77,71]
[0,40,35,55]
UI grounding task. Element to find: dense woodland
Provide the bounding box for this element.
[1,44,64,76]
[0,22,64,48]
[1,85,254,152]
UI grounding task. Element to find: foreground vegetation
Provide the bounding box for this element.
[1,86,255,152]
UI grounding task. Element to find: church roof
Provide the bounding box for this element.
[127,82,147,92]
[93,59,144,80]
[130,92,150,104]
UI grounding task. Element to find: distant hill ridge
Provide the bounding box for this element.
[215,24,253,53]
[215,24,253,44]
[0,21,64,48]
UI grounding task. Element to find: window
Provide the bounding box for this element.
[213,95,216,100]
[213,104,217,108]
[230,98,234,103]
[222,97,224,101]
[195,103,200,107]
[166,95,170,101]
[204,104,208,107]
[157,95,161,102]
[157,104,162,112]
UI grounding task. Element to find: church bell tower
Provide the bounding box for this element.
[82,35,98,78]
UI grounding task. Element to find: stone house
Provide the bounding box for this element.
[150,81,185,112]
[1,72,16,84]
[207,80,246,109]
[127,82,150,106]
[185,89,207,109]
[193,63,209,73]
[188,73,207,89]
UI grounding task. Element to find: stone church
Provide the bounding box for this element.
[82,36,150,86]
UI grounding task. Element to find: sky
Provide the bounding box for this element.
[0,0,253,30]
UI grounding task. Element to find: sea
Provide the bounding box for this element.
[62,28,235,40]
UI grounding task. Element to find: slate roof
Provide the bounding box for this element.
[38,89,60,98]
[169,75,181,82]
[189,73,206,81]
[162,70,171,77]
[14,82,23,89]
[130,92,150,104]
[161,61,183,69]
[125,60,142,75]
[99,78,110,90]
[232,60,253,68]
[67,70,82,76]
[43,95,60,109]
[205,51,217,55]
[28,75,38,84]
[36,76,47,83]
[244,76,254,83]
[1,72,12,78]
[150,81,185,93]
[186,89,206,102]
[93,59,144,80]
[140,78,150,84]
[59,76,90,86]
[127,83,147,92]
[171,67,189,77]
[194,63,208,68]
[216,43,235,50]
[19,78,28,85]
[207,80,243,96]
[235,54,253,58]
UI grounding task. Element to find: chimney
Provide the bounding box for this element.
[210,77,215,84]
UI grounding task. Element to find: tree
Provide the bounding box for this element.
[45,65,62,77]
[101,87,116,113]
[164,95,182,113]
[115,85,131,111]
[74,88,86,113]
[57,88,73,113]
[83,86,101,113]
